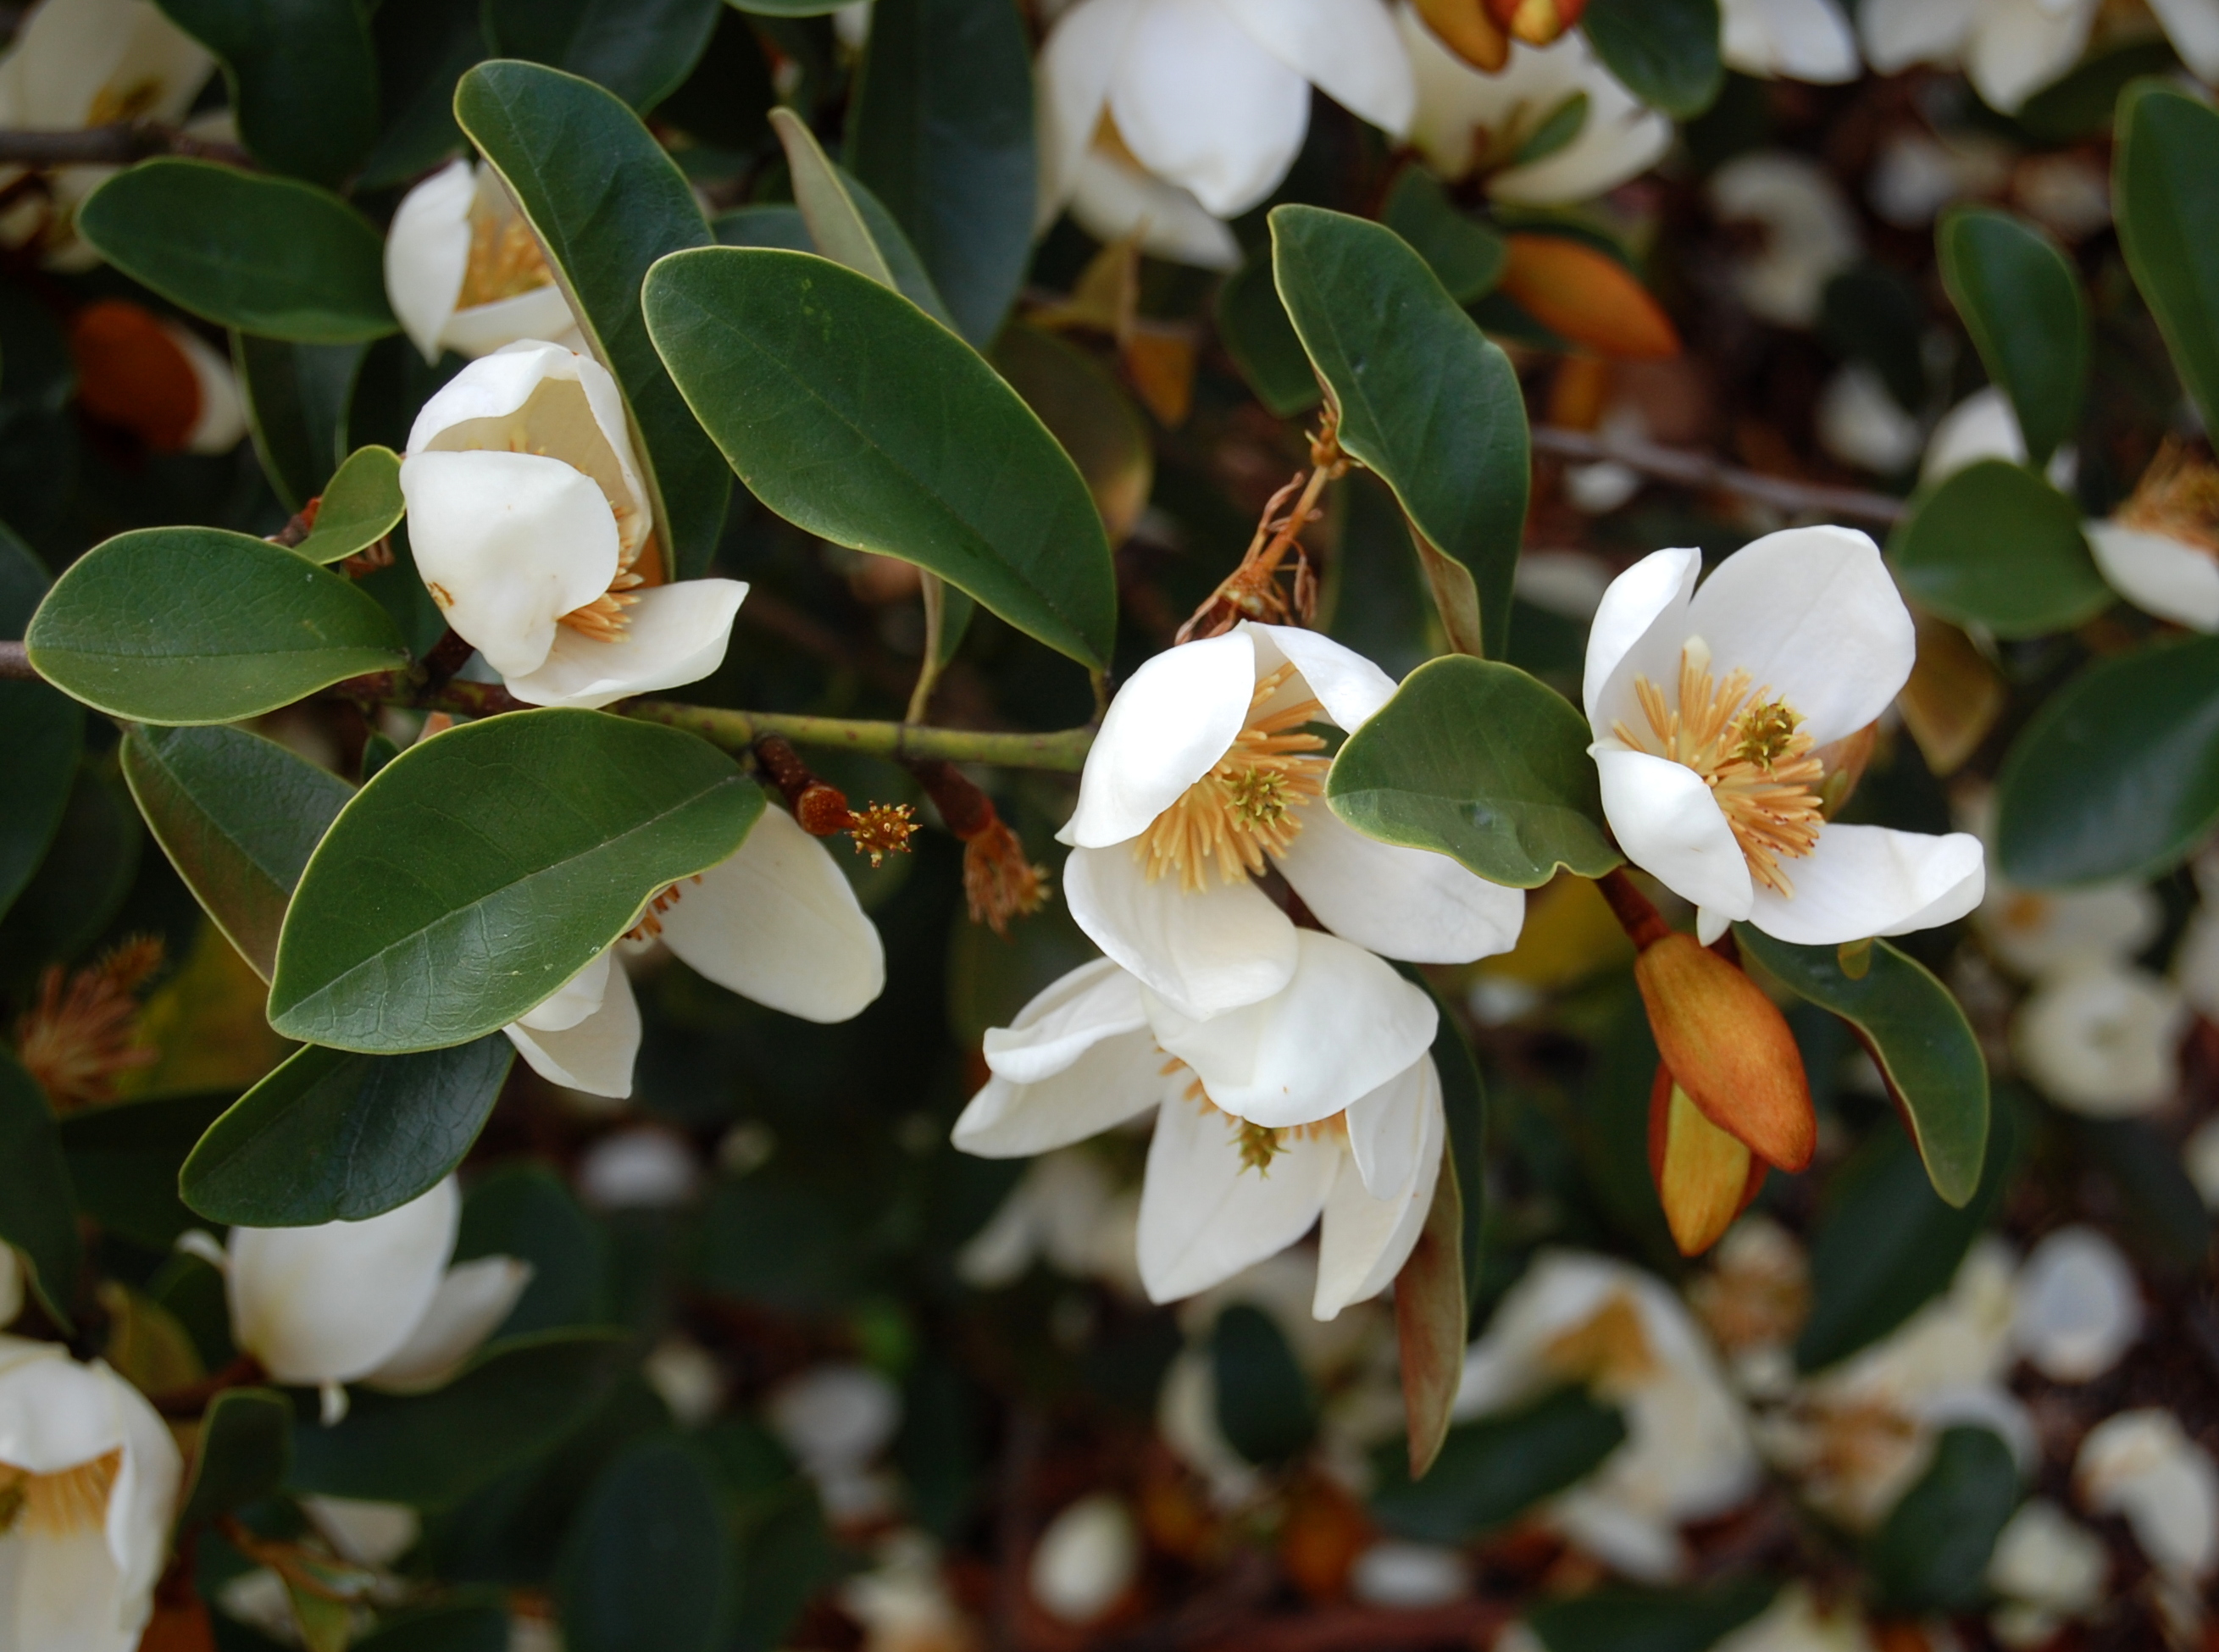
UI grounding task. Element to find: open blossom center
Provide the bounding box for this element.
[2117,438,2219,557]
[1162,1056,1345,1174]
[1138,664,1329,892]
[1612,640,1825,897]
[458,208,555,310]
[0,1449,119,1538]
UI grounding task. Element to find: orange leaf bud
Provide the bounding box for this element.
[1648,1066,1767,1256]
[1500,236,1682,361]
[1414,0,1509,70]
[1634,932,1815,1172]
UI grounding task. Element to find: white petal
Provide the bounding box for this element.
[1966,0,2097,113]
[515,946,613,1034]
[1858,0,1977,71]
[1067,629,1254,847]
[1342,1053,1434,1200]
[1746,823,1985,945]
[504,578,749,710]
[104,1359,180,1635]
[1108,0,1311,217]
[1036,0,1145,221]
[441,284,580,361]
[401,449,619,679]
[1684,524,1915,746]
[1315,1064,1442,1318]
[1584,546,1701,733]
[2011,1225,2141,1383]
[1217,0,1415,136]
[1245,619,1400,731]
[1274,808,1523,963]
[661,806,885,1023]
[226,1178,459,1387]
[1135,1091,1338,1303]
[982,957,1150,1084]
[1922,386,2027,485]
[504,961,641,1098]
[953,1032,1172,1157]
[384,158,475,363]
[2088,523,2219,632]
[1062,842,1299,1019]
[1721,0,1861,82]
[2151,0,2219,81]
[0,1344,125,1471]
[2012,960,2185,1117]
[1066,146,1245,269]
[1594,745,1755,919]
[170,323,247,455]
[1146,929,1438,1128]
[363,1255,534,1391]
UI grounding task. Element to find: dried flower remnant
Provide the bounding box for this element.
[754,737,918,868]
[906,760,1048,934]
[14,935,162,1110]
[2086,441,2219,632]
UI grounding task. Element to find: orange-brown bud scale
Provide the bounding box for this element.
[1634,932,1816,1172]
[1499,236,1682,361]
[69,299,203,453]
[1485,0,1585,43]
[753,735,852,836]
[1648,1066,1767,1256]
[907,758,1050,933]
[1416,0,1509,69]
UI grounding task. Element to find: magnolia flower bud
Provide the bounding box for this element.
[1634,933,1815,1172]
[1648,1068,1765,1257]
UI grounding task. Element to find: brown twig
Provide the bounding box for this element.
[1531,424,1911,525]
[0,121,252,168]
[1596,867,1672,951]
[1191,1599,1512,1652]
[0,640,31,680]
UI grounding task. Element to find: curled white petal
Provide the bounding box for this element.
[1721,0,1861,83]
[1593,745,1754,920]
[953,1032,1172,1158]
[1062,841,1299,1019]
[1218,0,1415,138]
[981,957,1150,1085]
[1068,624,1254,848]
[2087,522,2219,633]
[1036,0,1145,223]
[1135,1088,1338,1304]
[504,961,641,1099]
[1065,146,1245,269]
[1584,545,1700,732]
[1746,823,1984,945]
[363,1255,535,1392]
[1274,808,1523,964]
[1316,1064,1442,1319]
[384,158,475,363]
[504,579,749,710]
[1245,619,1399,732]
[1108,0,1311,217]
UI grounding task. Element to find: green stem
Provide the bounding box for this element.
[624,700,1095,771]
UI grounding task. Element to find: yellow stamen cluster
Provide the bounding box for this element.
[1138,665,1329,891]
[0,1449,120,1538]
[624,875,702,944]
[458,210,556,310]
[2117,438,2219,556]
[14,936,162,1111]
[1161,1057,1346,1178]
[847,802,920,868]
[1613,642,1825,897]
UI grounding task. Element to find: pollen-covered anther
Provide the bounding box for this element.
[2117,437,2219,556]
[0,1448,120,1538]
[1139,663,1330,891]
[14,936,163,1110]
[624,875,702,943]
[458,208,555,309]
[555,568,645,641]
[846,802,919,869]
[1613,641,1825,896]
[961,817,1049,934]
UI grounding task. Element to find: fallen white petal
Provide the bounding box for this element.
[2011,1225,2140,1383]
[2087,522,2219,633]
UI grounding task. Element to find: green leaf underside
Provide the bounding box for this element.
[177,1387,294,1530]
[1270,205,1530,662]
[182,1036,515,1225]
[1995,633,2219,885]
[77,160,395,342]
[1938,208,2088,468]
[60,1093,232,1252]
[287,1329,630,1505]
[456,60,729,582]
[643,247,1116,668]
[296,445,407,565]
[0,1051,79,1329]
[1889,458,2111,639]
[2116,81,2219,435]
[1737,929,1989,1207]
[123,723,354,980]
[1328,654,1620,886]
[1370,1386,1626,1542]
[269,709,763,1051]
[26,528,406,725]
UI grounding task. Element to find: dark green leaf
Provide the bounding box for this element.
[1867,1426,2019,1612]
[155,0,377,185]
[59,1093,231,1251]
[559,1439,729,1652]
[358,0,491,189]
[485,0,722,108]
[2018,40,2179,145]
[1271,205,1528,660]
[1217,252,1322,418]
[0,1051,78,1328]
[1513,92,1590,169]
[645,247,1117,668]
[1737,929,1989,1207]
[990,324,1152,541]
[2115,80,2219,433]
[77,161,395,343]
[182,1037,514,1225]
[177,1387,294,1530]
[26,528,407,725]
[457,60,730,579]
[1939,208,2087,468]
[1530,1581,1778,1652]
[457,1164,607,1336]
[0,762,142,962]
[846,0,1034,347]
[766,107,957,330]
[232,335,366,512]
[1581,0,1723,119]
[356,1605,509,1652]
[713,205,813,251]
[295,446,405,565]
[1370,1387,1626,1542]
[1819,265,1928,413]
[1327,655,1619,887]
[1382,169,1506,304]
[1995,634,2219,885]
[1889,459,2111,639]
[1796,1094,2017,1372]
[0,529,81,921]
[269,709,763,1051]
[289,1330,630,1505]
[1212,1304,1315,1466]
[122,724,352,980]
[2078,1116,2213,1270]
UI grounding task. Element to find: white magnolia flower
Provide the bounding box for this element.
[1061,622,1521,1020]
[401,341,748,710]
[1974,872,2160,980]
[1454,1250,1760,1581]
[955,1147,1143,1295]
[225,1177,531,1416]
[1037,0,1414,268]
[1400,6,1670,203]
[1350,1541,1469,1608]
[1707,153,1861,329]
[502,805,887,1097]
[0,1334,182,1652]
[1921,385,2077,491]
[1029,1494,1140,1623]
[2151,0,2219,82]
[1817,364,1922,475]
[952,946,1445,1316]
[2077,1409,2219,1579]
[0,0,213,268]
[1719,0,1861,84]
[768,1363,901,1525]
[384,159,581,364]
[2011,1225,2141,1382]
[2010,957,2185,1117]
[2085,444,2219,633]
[1860,0,2097,113]
[1584,528,1985,947]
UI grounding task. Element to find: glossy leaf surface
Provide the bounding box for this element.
[1867,1426,2019,1612]
[232,335,366,511]
[0,530,80,920]
[296,446,406,566]
[1381,168,1506,304]
[1939,208,2087,468]
[485,0,722,108]
[560,1439,730,1652]
[2116,80,2219,432]
[767,107,957,330]
[1889,459,2111,639]
[60,1094,231,1252]
[1581,0,1723,118]
[1216,252,1322,418]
